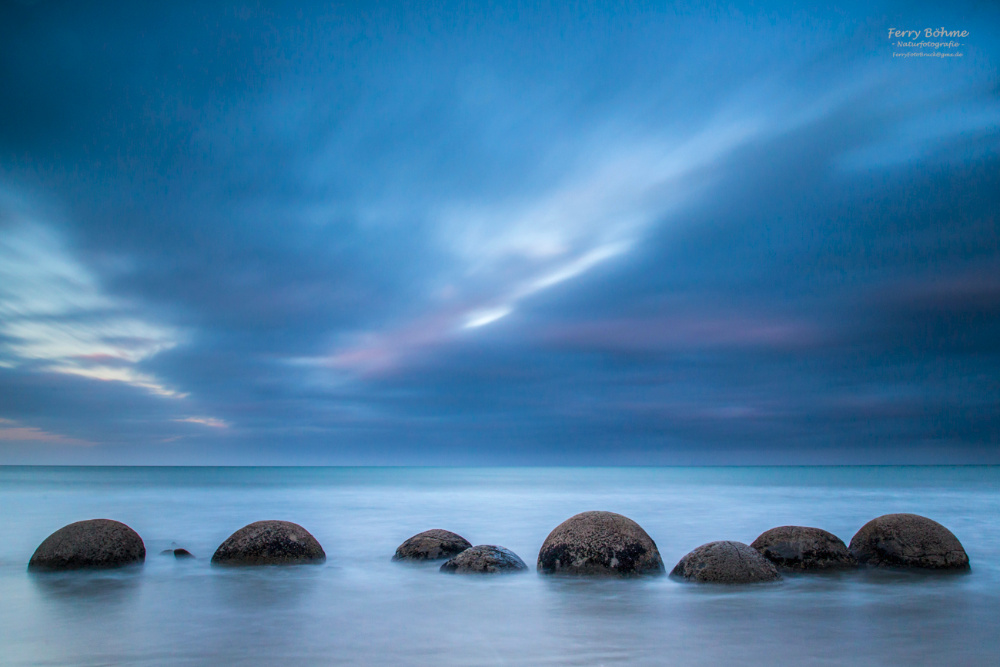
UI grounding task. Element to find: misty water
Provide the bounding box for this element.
[0,466,997,666]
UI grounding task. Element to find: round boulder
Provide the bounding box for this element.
[392,529,472,561]
[751,526,856,570]
[849,513,969,570]
[440,545,528,574]
[671,541,781,583]
[28,519,145,571]
[537,511,665,576]
[211,520,326,566]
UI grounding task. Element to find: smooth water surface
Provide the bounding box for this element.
[0,466,997,666]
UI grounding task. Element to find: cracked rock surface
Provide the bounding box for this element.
[440,545,527,574]
[671,540,781,583]
[393,529,472,561]
[751,526,857,570]
[211,520,326,565]
[537,511,665,576]
[28,519,146,571]
[849,513,970,570]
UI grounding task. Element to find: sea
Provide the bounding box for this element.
[0,466,997,666]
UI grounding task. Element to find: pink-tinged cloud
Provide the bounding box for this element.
[540,315,822,353]
[321,306,475,376]
[318,241,634,376]
[0,418,93,446]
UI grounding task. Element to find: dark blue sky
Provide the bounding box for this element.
[1,1,997,464]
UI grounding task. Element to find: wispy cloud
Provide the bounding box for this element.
[174,416,229,428]
[0,208,183,397]
[540,315,823,353]
[0,417,92,445]
[323,116,766,373]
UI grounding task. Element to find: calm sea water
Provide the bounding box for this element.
[0,466,997,666]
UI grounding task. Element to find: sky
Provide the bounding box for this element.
[0,1,998,465]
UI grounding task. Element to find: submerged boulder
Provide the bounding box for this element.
[440,545,528,574]
[160,548,195,558]
[671,541,781,583]
[393,529,472,561]
[751,526,856,570]
[849,513,969,570]
[211,520,325,566]
[537,511,665,576]
[28,519,145,571]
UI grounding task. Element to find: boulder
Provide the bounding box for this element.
[671,541,781,583]
[751,526,856,570]
[440,545,528,574]
[160,548,195,558]
[392,529,472,561]
[537,511,664,576]
[211,520,325,566]
[849,513,970,570]
[28,519,145,571]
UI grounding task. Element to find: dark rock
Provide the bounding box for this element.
[211,520,326,566]
[671,541,781,583]
[160,548,195,558]
[28,519,145,571]
[440,545,528,574]
[849,513,970,570]
[751,526,856,570]
[392,529,472,561]
[537,511,665,576]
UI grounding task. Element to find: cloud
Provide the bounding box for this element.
[319,112,777,372]
[174,416,229,428]
[0,202,184,397]
[0,1,998,463]
[0,417,92,446]
[540,315,823,353]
